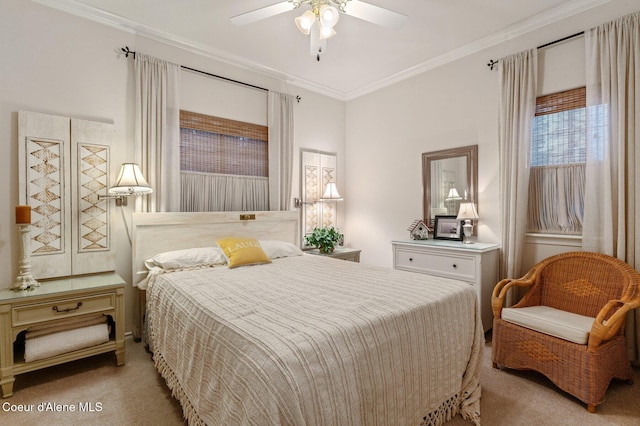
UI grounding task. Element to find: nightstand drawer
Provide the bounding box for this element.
[395,249,476,281]
[12,293,116,327]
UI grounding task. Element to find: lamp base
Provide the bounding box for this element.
[462,221,474,244]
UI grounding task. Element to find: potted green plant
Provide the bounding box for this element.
[304,226,344,254]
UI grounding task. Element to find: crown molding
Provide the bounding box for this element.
[31,0,610,102]
[344,0,611,100]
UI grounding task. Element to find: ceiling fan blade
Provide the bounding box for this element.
[231,2,294,26]
[343,0,408,30]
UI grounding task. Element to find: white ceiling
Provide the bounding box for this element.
[35,0,609,100]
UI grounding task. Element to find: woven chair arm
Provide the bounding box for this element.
[491,277,535,319]
[588,296,640,352]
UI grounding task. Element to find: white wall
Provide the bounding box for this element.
[0,0,345,333]
[181,70,268,126]
[344,1,640,270]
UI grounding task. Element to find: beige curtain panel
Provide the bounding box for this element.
[267,91,295,211]
[583,11,640,364]
[498,49,538,283]
[180,171,268,212]
[134,53,181,212]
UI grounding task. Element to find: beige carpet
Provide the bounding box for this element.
[3,334,639,425]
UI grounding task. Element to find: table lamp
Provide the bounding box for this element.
[456,202,479,244]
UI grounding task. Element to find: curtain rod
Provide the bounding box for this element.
[120,47,301,102]
[486,31,585,70]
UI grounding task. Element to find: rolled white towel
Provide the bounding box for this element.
[24,323,110,363]
[27,313,105,334]
[25,315,108,339]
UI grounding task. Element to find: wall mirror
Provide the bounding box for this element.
[422,145,478,230]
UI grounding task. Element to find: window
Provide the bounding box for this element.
[527,87,586,234]
[179,110,269,211]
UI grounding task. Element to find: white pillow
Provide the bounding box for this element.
[146,247,226,270]
[259,240,304,259]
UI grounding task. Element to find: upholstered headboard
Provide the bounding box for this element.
[131,211,299,287]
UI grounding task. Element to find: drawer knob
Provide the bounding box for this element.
[52,302,83,313]
[409,257,413,262]
[452,264,457,269]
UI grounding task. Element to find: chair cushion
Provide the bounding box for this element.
[502,306,595,344]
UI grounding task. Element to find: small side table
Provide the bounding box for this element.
[307,247,361,262]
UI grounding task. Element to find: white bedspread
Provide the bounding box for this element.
[146,254,483,426]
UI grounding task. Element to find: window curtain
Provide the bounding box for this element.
[180,171,268,211]
[134,53,181,212]
[527,164,585,234]
[267,91,295,210]
[583,12,640,364]
[498,49,538,290]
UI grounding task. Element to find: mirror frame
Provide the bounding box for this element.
[422,145,478,231]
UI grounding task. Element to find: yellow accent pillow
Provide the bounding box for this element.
[216,237,272,269]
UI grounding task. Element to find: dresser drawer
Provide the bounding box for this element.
[395,248,477,281]
[12,293,116,327]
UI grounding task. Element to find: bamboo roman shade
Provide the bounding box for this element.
[531,87,586,167]
[180,110,269,177]
[535,86,586,116]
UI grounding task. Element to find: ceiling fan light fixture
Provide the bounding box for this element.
[229,0,407,60]
[295,10,316,35]
[319,5,339,27]
[319,24,336,40]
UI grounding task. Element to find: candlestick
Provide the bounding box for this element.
[13,224,40,290]
[15,205,31,224]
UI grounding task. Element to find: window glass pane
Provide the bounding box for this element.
[531,107,586,166]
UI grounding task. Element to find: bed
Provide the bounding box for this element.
[132,211,484,426]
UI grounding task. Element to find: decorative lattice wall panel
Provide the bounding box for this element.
[18,111,115,279]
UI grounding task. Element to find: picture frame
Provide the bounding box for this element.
[434,215,463,241]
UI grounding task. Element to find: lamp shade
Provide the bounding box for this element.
[108,163,153,195]
[456,202,479,221]
[319,24,336,40]
[446,188,462,200]
[295,10,316,34]
[319,5,339,27]
[320,182,343,201]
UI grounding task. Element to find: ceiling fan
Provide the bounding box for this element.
[231,0,408,60]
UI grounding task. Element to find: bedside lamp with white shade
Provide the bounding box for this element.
[294,181,343,207]
[457,202,479,244]
[319,182,343,201]
[99,163,153,206]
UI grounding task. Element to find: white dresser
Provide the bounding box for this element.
[392,240,500,332]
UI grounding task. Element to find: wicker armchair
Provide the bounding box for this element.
[491,251,640,413]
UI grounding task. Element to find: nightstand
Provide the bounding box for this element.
[392,240,500,332]
[0,273,125,398]
[307,247,361,262]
